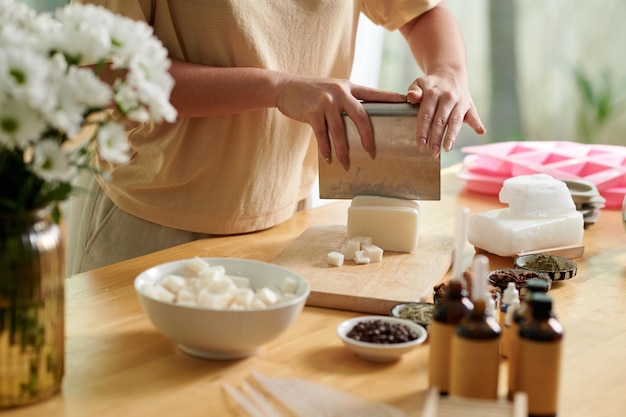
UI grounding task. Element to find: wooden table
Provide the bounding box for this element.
[7,167,626,417]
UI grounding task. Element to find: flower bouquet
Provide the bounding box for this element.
[0,0,177,215]
[0,0,176,407]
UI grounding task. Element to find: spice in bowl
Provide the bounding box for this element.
[390,302,435,328]
[433,271,499,305]
[487,268,552,296]
[336,316,428,362]
[346,319,419,344]
[514,254,577,281]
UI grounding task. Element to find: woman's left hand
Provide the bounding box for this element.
[406,71,486,159]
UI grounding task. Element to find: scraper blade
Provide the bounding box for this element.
[318,102,440,200]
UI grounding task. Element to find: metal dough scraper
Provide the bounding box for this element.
[318,102,441,200]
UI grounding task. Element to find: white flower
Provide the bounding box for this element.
[0,97,48,149]
[97,122,131,164]
[0,48,51,108]
[31,139,76,183]
[0,0,176,212]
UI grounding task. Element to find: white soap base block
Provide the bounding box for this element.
[468,209,584,258]
[475,243,585,260]
[347,206,419,252]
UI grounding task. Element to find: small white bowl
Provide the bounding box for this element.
[134,257,310,360]
[337,315,427,362]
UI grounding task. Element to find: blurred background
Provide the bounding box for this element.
[20,0,626,170]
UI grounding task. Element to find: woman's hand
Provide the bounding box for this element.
[406,71,485,159]
[276,74,406,170]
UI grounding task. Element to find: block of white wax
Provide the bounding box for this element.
[347,206,419,252]
[468,173,584,256]
[468,209,584,257]
[499,174,576,217]
[351,195,421,211]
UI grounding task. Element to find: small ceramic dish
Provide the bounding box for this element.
[487,268,552,297]
[514,254,577,281]
[390,302,435,328]
[337,316,427,362]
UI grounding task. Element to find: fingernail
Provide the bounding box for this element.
[444,139,454,152]
[342,159,350,171]
[368,147,376,160]
[431,145,440,159]
[323,152,332,164]
[418,138,427,153]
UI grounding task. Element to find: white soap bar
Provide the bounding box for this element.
[347,206,419,252]
[468,209,584,257]
[351,195,421,211]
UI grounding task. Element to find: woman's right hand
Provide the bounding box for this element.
[276,74,406,170]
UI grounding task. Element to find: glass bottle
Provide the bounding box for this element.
[507,278,550,400]
[449,298,502,400]
[516,293,564,417]
[427,279,473,395]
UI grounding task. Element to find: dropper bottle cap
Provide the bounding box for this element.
[502,282,520,304]
[472,255,497,317]
[526,278,550,295]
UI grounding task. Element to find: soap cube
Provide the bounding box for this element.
[354,250,371,265]
[344,239,360,260]
[328,251,345,267]
[362,244,383,263]
[161,274,187,294]
[186,257,210,274]
[197,289,232,309]
[281,277,298,294]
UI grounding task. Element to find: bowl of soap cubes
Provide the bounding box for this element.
[135,257,310,360]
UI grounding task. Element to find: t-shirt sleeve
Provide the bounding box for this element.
[360,0,441,31]
[70,0,154,24]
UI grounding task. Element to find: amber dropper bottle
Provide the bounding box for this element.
[427,279,473,395]
[516,293,564,417]
[449,255,501,400]
[507,278,550,400]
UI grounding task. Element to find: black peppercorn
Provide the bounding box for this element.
[346,319,418,344]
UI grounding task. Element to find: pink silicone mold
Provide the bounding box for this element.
[457,141,626,208]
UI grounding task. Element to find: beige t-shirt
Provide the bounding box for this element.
[75,0,439,234]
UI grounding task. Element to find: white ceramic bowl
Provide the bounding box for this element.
[336,315,428,362]
[134,257,310,360]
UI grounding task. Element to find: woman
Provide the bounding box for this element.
[67,0,485,275]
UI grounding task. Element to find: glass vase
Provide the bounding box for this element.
[0,208,65,408]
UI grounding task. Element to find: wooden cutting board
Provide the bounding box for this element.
[271,225,454,315]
